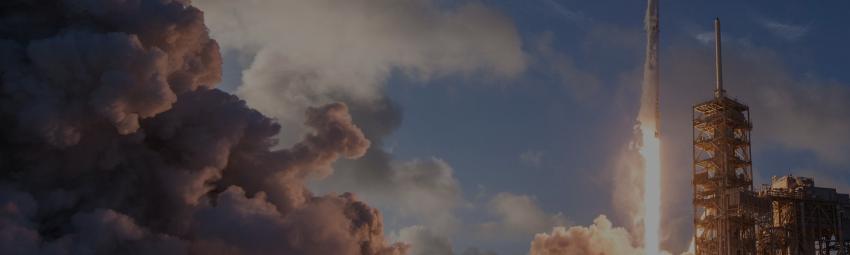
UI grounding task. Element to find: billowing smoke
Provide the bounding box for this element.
[194,0,527,145]
[527,216,696,255]
[192,0,528,253]
[528,215,641,255]
[0,0,405,254]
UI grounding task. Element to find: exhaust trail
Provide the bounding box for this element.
[640,0,662,254]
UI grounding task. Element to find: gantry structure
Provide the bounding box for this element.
[692,19,850,255]
[756,176,850,254]
[692,18,757,255]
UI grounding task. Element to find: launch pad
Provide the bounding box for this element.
[692,19,850,255]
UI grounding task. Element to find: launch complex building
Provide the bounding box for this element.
[692,19,850,255]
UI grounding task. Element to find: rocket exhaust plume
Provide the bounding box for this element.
[529,2,680,254]
[640,0,662,254]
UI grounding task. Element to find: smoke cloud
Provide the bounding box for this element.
[193,1,528,252]
[612,136,647,234]
[0,0,405,254]
[194,0,527,145]
[478,193,568,240]
[527,216,695,255]
[313,99,464,237]
[395,225,455,255]
[528,215,641,255]
[394,225,501,255]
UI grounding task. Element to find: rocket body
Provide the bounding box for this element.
[642,0,660,137]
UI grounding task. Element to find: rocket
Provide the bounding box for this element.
[643,0,660,137]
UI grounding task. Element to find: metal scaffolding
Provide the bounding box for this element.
[692,84,756,255]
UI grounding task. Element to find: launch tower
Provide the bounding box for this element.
[691,19,850,255]
[692,18,757,255]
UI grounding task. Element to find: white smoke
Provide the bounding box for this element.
[194,0,527,145]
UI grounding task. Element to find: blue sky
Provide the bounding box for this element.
[202,0,850,254]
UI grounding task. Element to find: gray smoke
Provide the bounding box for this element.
[0,0,406,254]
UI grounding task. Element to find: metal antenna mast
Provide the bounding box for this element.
[714,18,725,98]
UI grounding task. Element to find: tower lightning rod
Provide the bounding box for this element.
[714,18,725,98]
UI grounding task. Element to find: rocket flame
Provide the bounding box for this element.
[641,123,662,255]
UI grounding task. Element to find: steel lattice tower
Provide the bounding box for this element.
[693,18,757,255]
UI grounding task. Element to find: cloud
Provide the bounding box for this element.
[534,32,602,103]
[300,99,465,255]
[391,159,463,229]
[758,18,810,41]
[396,225,456,255]
[478,193,568,240]
[665,38,850,166]
[194,0,525,247]
[318,154,464,233]
[693,31,753,48]
[193,1,522,251]
[540,0,588,24]
[195,0,527,145]
[520,150,545,167]
[461,248,499,255]
[694,32,714,45]
[393,225,500,255]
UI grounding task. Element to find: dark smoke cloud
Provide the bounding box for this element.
[0,0,405,254]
